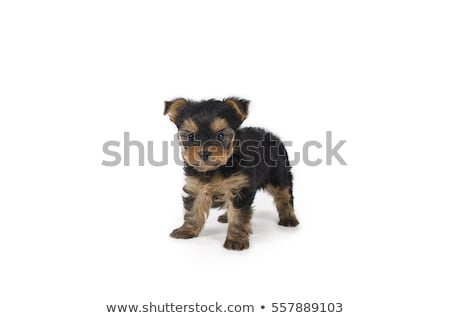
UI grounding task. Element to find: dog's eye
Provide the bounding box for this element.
[217,133,225,141]
[187,133,195,141]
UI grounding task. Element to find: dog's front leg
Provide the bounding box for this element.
[223,188,255,251]
[170,192,211,239]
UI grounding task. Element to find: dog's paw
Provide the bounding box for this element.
[223,238,249,251]
[278,216,299,227]
[170,227,197,239]
[217,213,228,223]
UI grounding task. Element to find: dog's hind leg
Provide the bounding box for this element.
[217,212,228,223]
[266,171,299,227]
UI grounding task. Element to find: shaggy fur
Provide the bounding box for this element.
[164,97,299,250]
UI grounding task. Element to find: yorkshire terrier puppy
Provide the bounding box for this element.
[164,97,299,250]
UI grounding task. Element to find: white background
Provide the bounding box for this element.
[1,1,449,317]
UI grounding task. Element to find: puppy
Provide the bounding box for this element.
[164,97,299,250]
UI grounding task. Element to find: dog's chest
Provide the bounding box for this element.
[184,173,249,203]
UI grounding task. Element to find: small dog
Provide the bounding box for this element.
[164,97,299,250]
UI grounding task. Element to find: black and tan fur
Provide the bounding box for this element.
[164,97,299,250]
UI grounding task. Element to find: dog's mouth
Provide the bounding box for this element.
[191,160,224,172]
[183,154,230,172]
[181,143,233,172]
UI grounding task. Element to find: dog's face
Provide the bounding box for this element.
[164,98,249,172]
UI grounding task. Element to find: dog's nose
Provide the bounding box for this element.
[199,151,211,161]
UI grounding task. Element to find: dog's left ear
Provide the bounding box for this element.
[164,98,188,124]
[224,97,250,122]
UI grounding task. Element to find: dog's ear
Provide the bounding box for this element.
[224,97,250,122]
[164,98,188,124]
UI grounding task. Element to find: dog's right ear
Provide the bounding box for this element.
[164,98,188,124]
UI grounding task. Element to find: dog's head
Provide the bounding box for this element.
[164,97,250,172]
